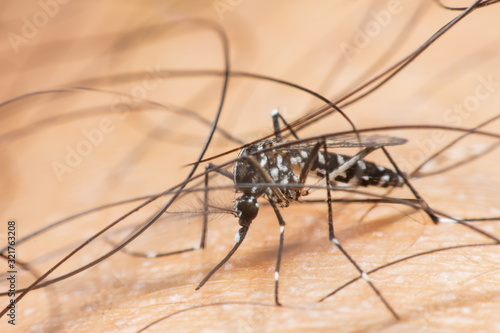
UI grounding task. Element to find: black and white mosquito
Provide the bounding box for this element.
[191,110,412,317]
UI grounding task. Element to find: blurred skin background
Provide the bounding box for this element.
[1,1,500,332]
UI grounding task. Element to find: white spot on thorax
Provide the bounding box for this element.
[318,153,325,164]
[290,156,302,164]
[270,167,279,180]
[260,153,268,167]
[276,154,288,172]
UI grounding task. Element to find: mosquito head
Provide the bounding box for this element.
[233,195,260,225]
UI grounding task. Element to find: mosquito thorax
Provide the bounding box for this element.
[233,138,277,197]
[234,138,302,204]
[233,195,260,225]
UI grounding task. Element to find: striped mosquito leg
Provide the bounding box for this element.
[140,163,233,257]
[269,200,286,306]
[105,166,222,258]
[321,142,400,320]
[271,109,299,142]
[196,225,250,291]
[198,163,234,250]
[131,163,233,257]
[299,141,322,185]
[322,142,335,241]
[380,147,439,224]
[379,148,500,243]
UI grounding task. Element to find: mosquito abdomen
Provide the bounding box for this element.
[313,152,405,188]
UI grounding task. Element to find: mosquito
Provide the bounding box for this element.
[191,109,415,318]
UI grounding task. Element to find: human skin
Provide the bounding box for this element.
[1,1,500,332]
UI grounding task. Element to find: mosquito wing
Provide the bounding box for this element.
[286,134,407,150]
